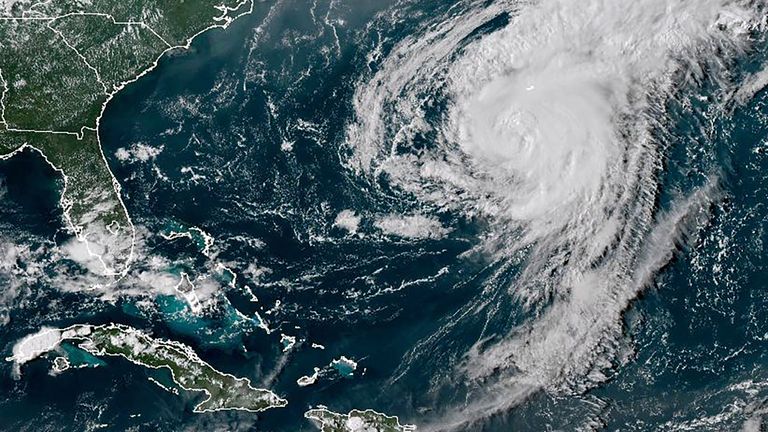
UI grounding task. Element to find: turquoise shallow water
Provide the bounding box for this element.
[0,1,768,431]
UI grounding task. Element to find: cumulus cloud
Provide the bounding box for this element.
[114,143,164,163]
[333,209,362,234]
[374,214,449,240]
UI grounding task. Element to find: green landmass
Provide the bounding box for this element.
[80,323,286,412]
[14,323,287,413]
[0,0,252,276]
[305,408,417,432]
[160,220,215,256]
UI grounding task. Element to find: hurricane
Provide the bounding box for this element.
[344,0,766,428]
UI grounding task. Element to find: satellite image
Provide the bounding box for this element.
[0,0,767,431]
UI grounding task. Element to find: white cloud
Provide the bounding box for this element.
[333,210,361,234]
[114,143,164,163]
[374,214,449,240]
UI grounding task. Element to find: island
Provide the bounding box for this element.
[305,407,416,432]
[7,323,287,413]
[0,0,252,277]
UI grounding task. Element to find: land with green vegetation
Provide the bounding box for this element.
[8,323,287,413]
[0,0,252,276]
[305,408,416,432]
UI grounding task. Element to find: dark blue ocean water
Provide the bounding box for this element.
[1,1,768,431]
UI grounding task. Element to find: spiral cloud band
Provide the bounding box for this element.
[345,0,765,429]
